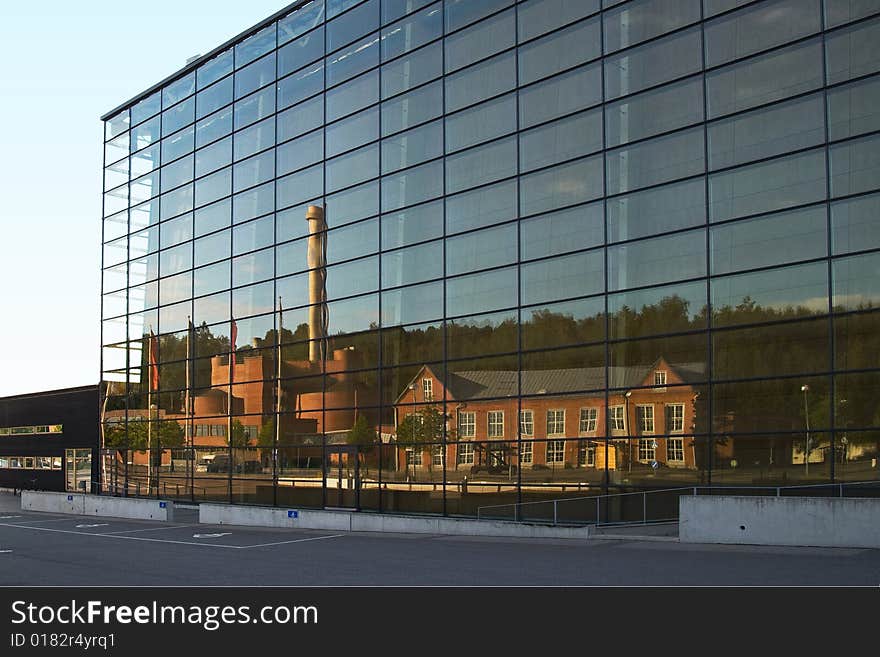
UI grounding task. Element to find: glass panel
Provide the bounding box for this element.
[278,96,324,143]
[196,107,233,149]
[522,249,604,305]
[382,280,443,326]
[607,177,705,243]
[830,133,880,198]
[447,179,517,234]
[445,137,517,194]
[326,107,379,157]
[831,192,880,255]
[609,281,707,339]
[833,252,880,312]
[825,0,880,28]
[520,109,602,172]
[707,38,823,119]
[708,148,827,223]
[444,0,513,32]
[519,62,602,129]
[327,69,378,121]
[326,32,380,86]
[234,118,275,162]
[827,75,880,142]
[279,0,325,44]
[521,156,604,216]
[446,223,517,276]
[713,320,830,380]
[196,77,233,120]
[608,229,706,291]
[711,262,828,327]
[278,63,324,110]
[325,181,380,227]
[382,81,442,136]
[445,93,515,152]
[521,202,604,261]
[704,0,821,68]
[518,0,599,42]
[519,17,600,86]
[604,0,700,53]
[326,143,379,192]
[278,129,324,175]
[834,311,880,372]
[279,26,324,77]
[606,127,704,195]
[603,27,701,100]
[445,50,515,113]
[326,218,379,263]
[382,2,442,61]
[381,119,443,173]
[197,49,233,89]
[236,24,276,68]
[708,93,825,171]
[446,266,517,316]
[605,76,703,147]
[445,7,514,73]
[382,239,443,288]
[710,206,827,276]
[825,16,880,85]
[381,199,443,249]
[381,159,443,210]
[521,296,606,350]
[327,0,378,53]
[234,86,275,130]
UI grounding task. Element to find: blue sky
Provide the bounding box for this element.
[0,1,291,396]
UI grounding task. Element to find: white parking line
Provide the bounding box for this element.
[0,522,344,550]
[102,524,199,535]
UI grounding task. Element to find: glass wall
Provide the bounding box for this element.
[101,0,880,514]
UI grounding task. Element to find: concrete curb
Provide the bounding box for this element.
[21,491,175,521]
[200,503,592,539]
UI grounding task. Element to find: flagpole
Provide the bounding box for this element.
[275,296,282,506]
[147,326,153,497]
[186,317,192,500]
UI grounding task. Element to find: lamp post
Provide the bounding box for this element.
[408,383,417,482]
[624,391,632,473]
[801,385,810,476]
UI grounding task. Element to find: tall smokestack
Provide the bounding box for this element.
[306,205,327,362]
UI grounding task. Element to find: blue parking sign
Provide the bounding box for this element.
[67,495,73,501]
[287,510,298,519]
[159,502,167,508]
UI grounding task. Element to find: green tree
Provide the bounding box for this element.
[346,415,377,448]
[103,417,184,451]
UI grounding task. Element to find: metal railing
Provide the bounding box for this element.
[476,480,880,526]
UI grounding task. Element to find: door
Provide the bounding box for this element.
[324,445,359,509]
[65,449,92,493]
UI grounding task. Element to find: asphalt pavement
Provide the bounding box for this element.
[1,492,878,586]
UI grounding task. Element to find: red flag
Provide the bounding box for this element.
[148,329,159,391]
[230,319,238,383]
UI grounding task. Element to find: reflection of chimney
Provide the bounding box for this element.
[306,205,327,362]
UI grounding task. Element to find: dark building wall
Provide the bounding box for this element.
[0,385,100,491]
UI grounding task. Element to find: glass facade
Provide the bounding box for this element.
[101,0,880,515]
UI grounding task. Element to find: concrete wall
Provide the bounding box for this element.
[21,491,174,521]
[680,495,880,548]
[22,491,84,514]
[200,504,591,539]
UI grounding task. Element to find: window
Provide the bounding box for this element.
[457,442,474,465]
[488,411,504,438]
[406,448,422,466]
[520,440,533,464]
[667,437,685,462]
[637,405,655,434]
[578,441,595,467]
[458,412,475,438]
[609,406,625,431]
[546,439,565,463]
[579,408,598,433]
[639,439,656,461]
[654,371,667,388]
[0,424,63,436]
[431,444,444,467]
[0,456,62,470]
[547,409,565,436]
[519,410,534,436]
[666,404,685,433]
[422,378,433,401]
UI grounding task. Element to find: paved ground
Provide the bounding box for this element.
[1,493,878,586]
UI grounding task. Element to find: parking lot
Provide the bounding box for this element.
[1,493,878,586]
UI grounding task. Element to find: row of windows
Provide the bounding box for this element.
[0,425,63,436]
[105,0,880,147]
[403,437,685,466]
[0,456,63,470]
[454,404,685,438]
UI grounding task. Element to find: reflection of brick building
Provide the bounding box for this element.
[395,358,704,472]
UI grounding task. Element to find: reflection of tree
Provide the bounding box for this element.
[104,418,184,450]
[346,415,377,449]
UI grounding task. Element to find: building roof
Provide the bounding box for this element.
[442,362,706,401]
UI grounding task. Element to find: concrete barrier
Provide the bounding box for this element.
[680,495,880,548]
[21,492,174,521]
[83,495,174,521]
[22,491,84,515]
[200,503,591,539]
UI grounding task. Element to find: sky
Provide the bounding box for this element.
[0,1,290,397]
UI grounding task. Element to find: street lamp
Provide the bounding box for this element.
[801,385,810,476]
[624,391,632,473]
